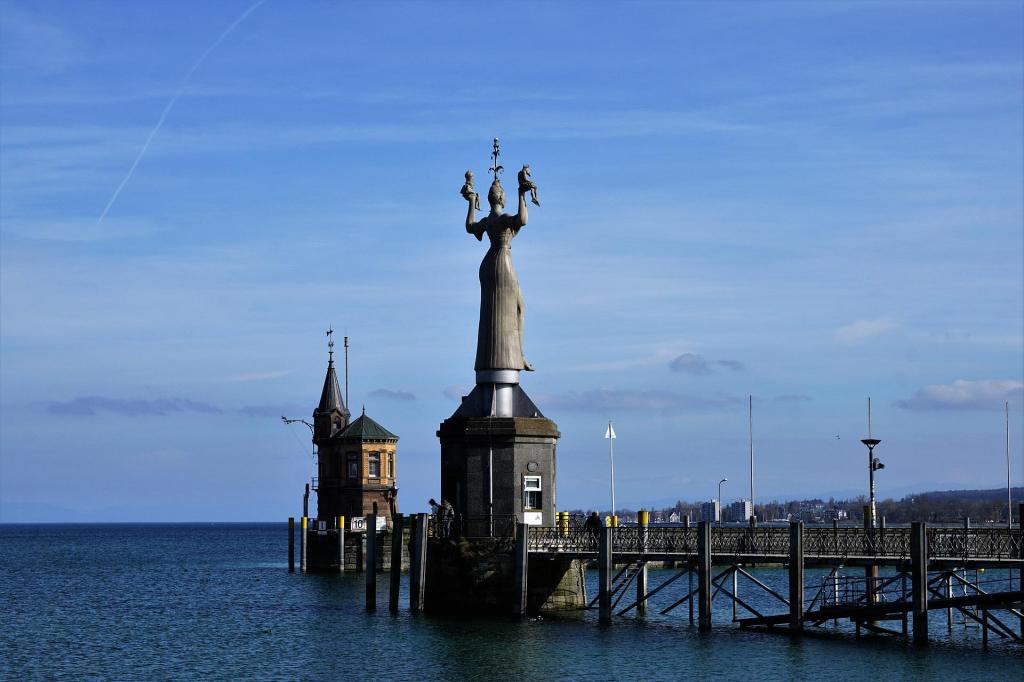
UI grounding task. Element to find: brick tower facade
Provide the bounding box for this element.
[311,345,399,528]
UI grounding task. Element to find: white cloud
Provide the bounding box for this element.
[834,317,898,344]
[897,379,1023,411]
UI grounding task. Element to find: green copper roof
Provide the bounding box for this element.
[336,410,398,441]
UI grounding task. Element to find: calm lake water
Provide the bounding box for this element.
[1,523,1020,680]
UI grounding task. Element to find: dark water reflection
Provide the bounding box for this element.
[1,524,1019,680]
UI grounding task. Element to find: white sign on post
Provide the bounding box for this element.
[350,516,388,532]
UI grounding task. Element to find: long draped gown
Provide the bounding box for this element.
[470,211,528,372]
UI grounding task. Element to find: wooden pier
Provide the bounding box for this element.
[522,506,1024,647]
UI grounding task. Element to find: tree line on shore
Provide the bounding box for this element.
[570,487,1023,525]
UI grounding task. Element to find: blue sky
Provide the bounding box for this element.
[1,1,1021,521]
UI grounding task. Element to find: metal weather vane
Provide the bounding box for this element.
[488,137,503,182]
[326,326,334,362]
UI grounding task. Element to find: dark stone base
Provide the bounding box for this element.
[424,537,586,615]
[438,416,560,529]
[304,529,410,572]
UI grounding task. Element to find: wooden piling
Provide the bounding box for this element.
[637,510,649,615]
[409,513,428,612]
[788,521,804,630]
[732,569,738,621]
[599,524,613,624]
[910,521,928,645]
[337,516,345,571]
[288,517,295,572]
[514,522,529,617]
[389,513,404,613]
[688,564,694,625]
[366,505,377,611]
[697,521,712,632]
[300,516,308,573]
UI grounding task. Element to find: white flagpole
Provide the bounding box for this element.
[605,421,617,520]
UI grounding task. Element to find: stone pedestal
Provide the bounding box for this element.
[424,537,586,615]
[438,415,559,531]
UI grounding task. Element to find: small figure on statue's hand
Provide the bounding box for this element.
[460,170,480,211]
[518,164,540,206]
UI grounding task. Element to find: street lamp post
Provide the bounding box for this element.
[718,478,728,527]
[860,398,884,528]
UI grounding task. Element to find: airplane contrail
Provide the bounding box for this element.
[97,0,267,224]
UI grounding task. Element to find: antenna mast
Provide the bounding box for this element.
[344,336,350,410]
[749,395,754,523]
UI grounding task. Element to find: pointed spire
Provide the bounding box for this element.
[317,329,347,416]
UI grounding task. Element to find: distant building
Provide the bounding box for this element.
[668,511,681,523]
[700,500,720,523]
[826,507,848,521]
[728,499,753,523]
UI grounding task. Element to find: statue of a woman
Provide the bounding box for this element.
[465,176,534,372]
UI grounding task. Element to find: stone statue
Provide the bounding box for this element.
[464,139,537,372]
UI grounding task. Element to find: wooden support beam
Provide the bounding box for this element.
[599,524,613,624]
[698,521,712,632]
[409,513,428,612]
[514,522,529,617]
[636,562,648,616]
[288,517,295,572]
[337,516,345,571]
[910,521,928,645]
[300,516,308,573]
[788,521,804,630]
[389,513,404,613]
[366,506,378,611]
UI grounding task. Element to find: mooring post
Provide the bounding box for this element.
[366,504,378,611]
[945,573,953,633]
[514,522,529,617]
[788,521,804,631]
[697,521,712,632]
[733,569,741,622]
[288,517,295,572]
[910,521,928,645]
[688,564,694,625]
[300,516,308,573]
[409,513,428,612]
[598,523,613,624]
[637,510,649,615]
[389,513,404,613]
[337,516,345,572]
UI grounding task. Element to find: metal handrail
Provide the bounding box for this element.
[526,526,1023,560]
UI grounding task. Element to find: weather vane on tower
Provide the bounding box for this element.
[326,327,334,363]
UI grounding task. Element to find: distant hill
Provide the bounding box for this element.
[908,487,1023,502]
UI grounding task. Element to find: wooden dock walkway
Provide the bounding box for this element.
[519,516,1024,647]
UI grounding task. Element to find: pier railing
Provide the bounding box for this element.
[527,525,1023,563]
